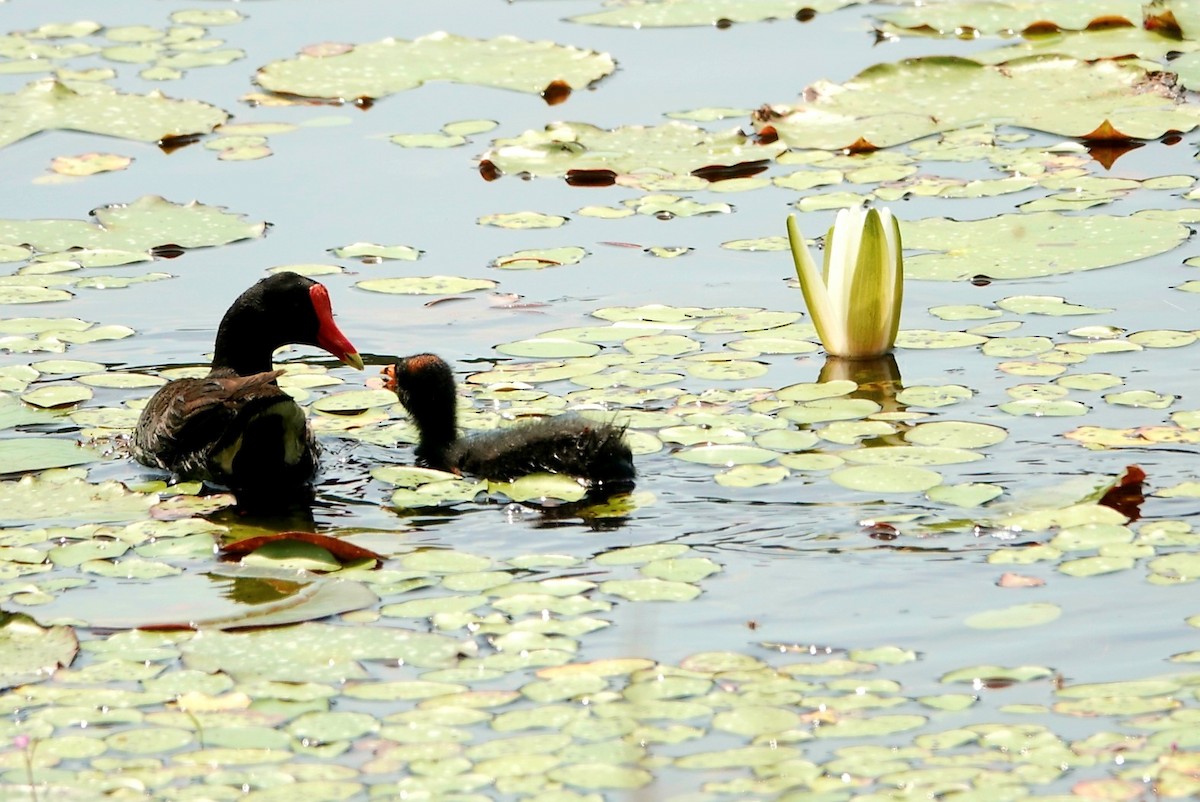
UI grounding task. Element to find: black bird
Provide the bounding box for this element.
[131,272,363,501]
[382,353,635,491]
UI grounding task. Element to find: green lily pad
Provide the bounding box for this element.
[895,384,973,408]
[0,78,227,150]
[905,212,1187,281]
[181,619,460,681]
[905,421,1008,449]
[494,246,586,270]
[763,57,1200,150]
[481,121,785,181]
[0,195,266,252]
[0,612,77,688]
[572,0,858,27]
[331,242,422,261]
[674,444,778,466]
[927,483,1003,508]
[965,602,1061,630]
[20,383,91,408]
[715,464,789,487]
[0,438,97,475]
[842,445,983,467]
[478,211,567,229]
[256,34,615,100]
[832,465,943,493]
[356,275,496,295]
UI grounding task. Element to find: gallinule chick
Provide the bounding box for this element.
[131,272,364,501]
[382,353,635,490]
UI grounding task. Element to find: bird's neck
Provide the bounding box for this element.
[408,395,459,472]
[211,316,282,376]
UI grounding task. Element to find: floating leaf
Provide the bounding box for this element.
[763,57,1200,150]
[965,602,1061,629]
[573,0,859,27]
[356,275,496,295]
[331,242,422,261]
[0,612,77,689]
[257,33,615,100]
[482,121,784,182]
[832,465,943,493]
[0,438,97,475]
[50,152,132,176]
[0,79,227,150]
[0,195,266,252]
[905,213,1187,281]
[927,483,1003,508]
[494,246,586,270]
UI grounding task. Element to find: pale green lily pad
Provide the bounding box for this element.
[256,34,615,100]
[905,421,1007,449]
[1056,372,1123,391]
[624,334,700,356]
[0,612,77,688]
[754,429,819,452]
[999,398,1090,416]
[478,211,567,230]
[331,242,422,261]
[906,213,1187,281]
[777,379,856,402]
[573,0,857,27]
[489,473,587,503]
[674,444,778,466]
[763,57,1200,151]
[600,578,700,602]
[1127,329,1197,348]
[780,397,881,424]
[843,446,982,466]
[929,304,1001,321]
[0,195,265,252]
[894,329,988,349]
[895,384,973,408]
[390,132,466,148]
[695,310,799,333]
[1105,390,1175,409]
[0,469,157,525]
[495,338,600,358]
[482,121,785,181]
[1058,555,1135,577]
[965,602,1061,630]
[0,438,97,475]
[494,246,586,270]
[312,389,399,415]
[0,78,227,150]
[390,479,484,508]
[77,372,164,389]
[356,275,497,294]
[181,621,460,681]
[831,465,942,493]
[20,383,92,407]
[714,464,789,487]
[927,482,1003,508]
[0,286,72,303]
[878,0,1143,35]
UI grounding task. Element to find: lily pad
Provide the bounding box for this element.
[0,195,266,252]
[0,438,97,475]
[762,57,1200,150]
[0,612,77,688]
[831,465,943,493]
[905,212,1187,281]
[572,0,859,27]
[481,121,785,182]
[256,33,615,100]
[965,602,1062,629]
[0,78,227,150]
[356,275,497,295]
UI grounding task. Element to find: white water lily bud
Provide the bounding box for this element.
[787,207,904,359]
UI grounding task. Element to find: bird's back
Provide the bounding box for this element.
[450,414,635,488]
[132,369,318,496]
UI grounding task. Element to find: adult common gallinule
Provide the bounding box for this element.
[382,353,635,490]
[131,272,364,500]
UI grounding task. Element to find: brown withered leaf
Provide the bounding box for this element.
[221,532,384,565]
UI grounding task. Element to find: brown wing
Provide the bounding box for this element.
[132,369,288,479]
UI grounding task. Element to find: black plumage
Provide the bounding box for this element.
[131,272,363,500]
[383,353,635,490]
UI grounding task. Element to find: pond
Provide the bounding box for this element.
[1,0,1200,799]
